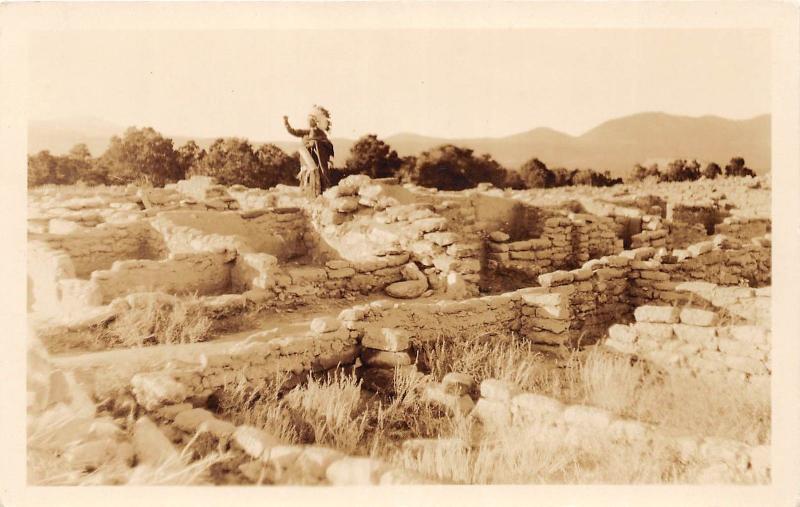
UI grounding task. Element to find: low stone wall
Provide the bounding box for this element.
[487,214,623,281]
[667,203,726,234]
[344,295,522,346]
[467,378,768,483]
[714,216,770,241]
[150,208,308,261]
[605,300,771,382]
[629,238,771,305]
[89,252,234,303]
[32,221,167,278]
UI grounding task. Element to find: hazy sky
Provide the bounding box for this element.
[29,29,770,141]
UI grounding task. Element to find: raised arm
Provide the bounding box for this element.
[283,116,309,138]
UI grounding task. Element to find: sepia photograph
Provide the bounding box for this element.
[2,1,799,505]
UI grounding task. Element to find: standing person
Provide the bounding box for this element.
[283,105,335,196]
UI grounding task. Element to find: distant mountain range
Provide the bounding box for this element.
[28,112,770,177]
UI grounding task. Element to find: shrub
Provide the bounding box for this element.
[660,159,701,182]
[94,127,184,186]
[191,139,299,189]
[407,144,508,190]
[725,157,756,178]
[551,167,577,187]
[27,145,95,187]
[176,140,204,176]
[518,157,555,188]
[255,143,300,186]
[629,163,661,182]
[572,168,622,187]
[703,162,722,179]
[344,134,404,179]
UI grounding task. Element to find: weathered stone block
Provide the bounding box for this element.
[633,322,674,341]
[634,305,680,324]
[728,325,769,345]
[174,408,215,433]
[473,398,512,427]
[527,317,570,333]
[489,231,510,242]
[673,323,717,344]
[608,324,637,344]
[538,270,574,287]
[130,372,189,411]
[423,383,474,415]
[511,393,564,425]
[362,327,411,352]
[680,308,718,326]
[310,317,341,334]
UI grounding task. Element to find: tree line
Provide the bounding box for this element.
[27,126,756,190]
[628,157,757,183]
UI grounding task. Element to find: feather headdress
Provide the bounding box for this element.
[308,104,332,132]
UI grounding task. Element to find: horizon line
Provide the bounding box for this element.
[28,110,772,147]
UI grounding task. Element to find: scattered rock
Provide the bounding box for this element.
[130,372,189,411]
[310,317,341,334]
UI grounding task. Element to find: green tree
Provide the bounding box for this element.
[664,159,700,182]
[502,170,526,189]
[193,138,263,187]
[177,140,204,176]
[473,153,510,188]
[551,167,577,187]
[255,143,300,187]
[518,157,555,188]
[94,127,183,186]
[27,151,60,187]
[27,147,94,187]
[407,144,507,190]
[703,162,722,179]
[396,155,418,184]
[68,143,92,161]
[629,163,662,182]
[724,156,756,177]
[344,134,403,179]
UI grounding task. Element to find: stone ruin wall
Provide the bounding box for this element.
[30,221,168,278]
[28,176,770,344]
[605,288,771,383]
[80,234,772,404]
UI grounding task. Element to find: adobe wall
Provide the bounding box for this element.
[31,221,167,278]
[150,208,308,261]
[89,252,234,303]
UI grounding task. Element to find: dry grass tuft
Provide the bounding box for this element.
[97,295,212,348]
[418,333,541,389]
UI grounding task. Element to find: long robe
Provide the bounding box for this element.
[284,121,334,192]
